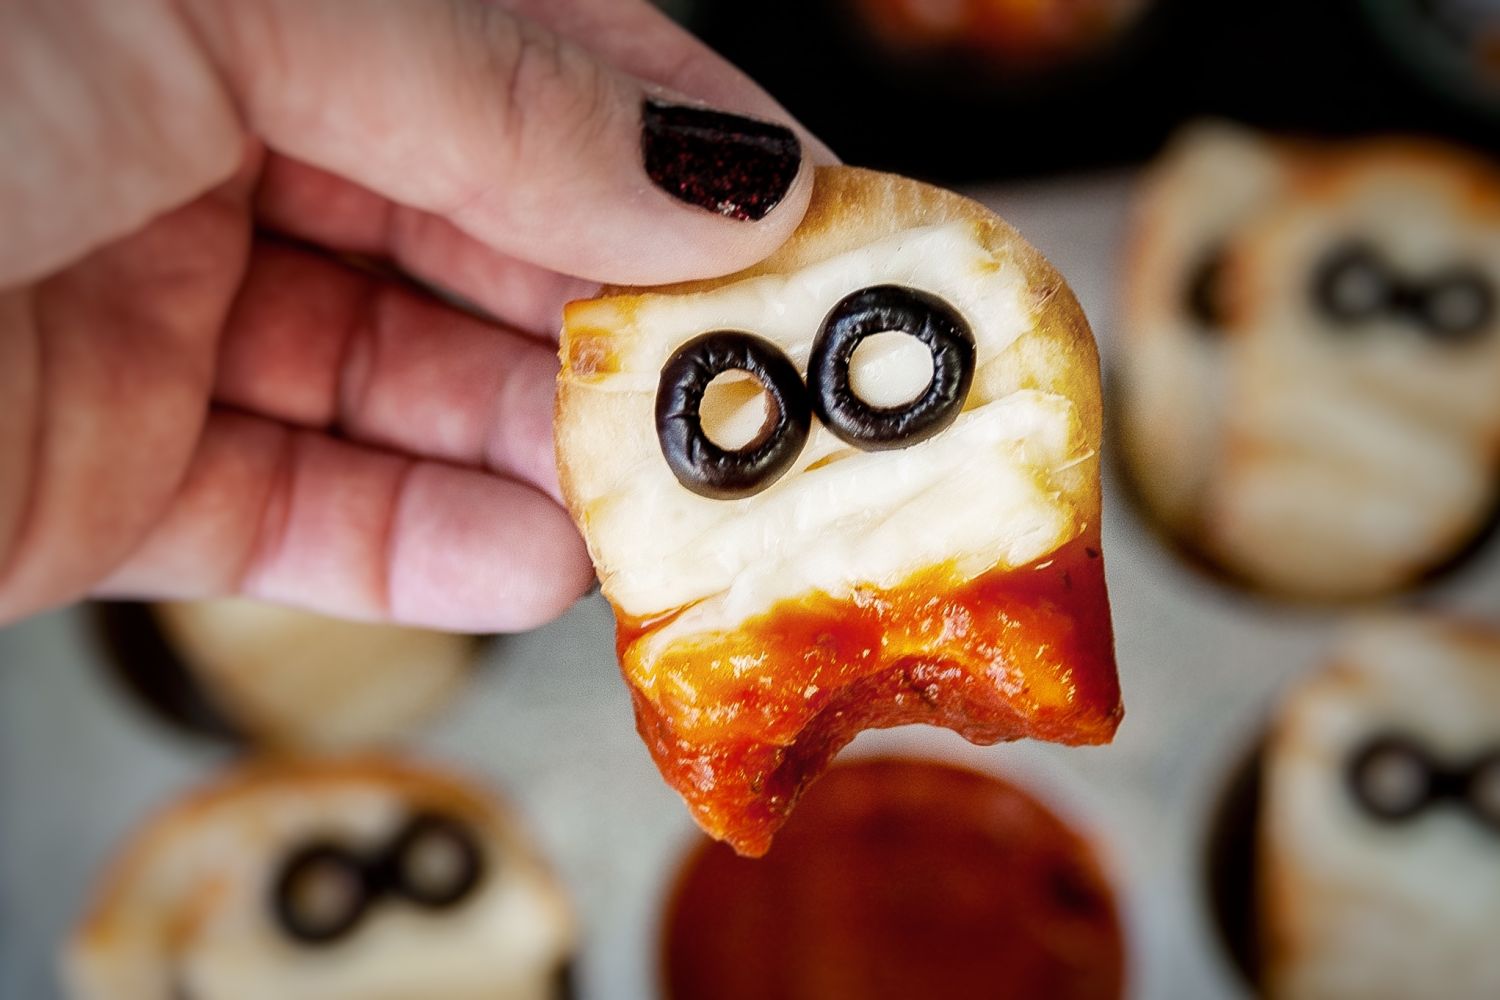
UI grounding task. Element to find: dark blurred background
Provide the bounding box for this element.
[666,0,1500,179]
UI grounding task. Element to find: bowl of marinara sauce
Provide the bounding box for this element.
[661,756,1126,1000]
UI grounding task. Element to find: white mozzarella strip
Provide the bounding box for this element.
[604,391,1084,626]
[575,223,1088,621]
[630,394,1088,678]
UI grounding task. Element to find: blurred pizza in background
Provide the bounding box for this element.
[848,0,1152,70]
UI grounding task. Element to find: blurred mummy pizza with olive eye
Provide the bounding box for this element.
[1260,616,1500,1000]
[1119,124,1500,600]
[555,166,1121,856]
[65,757,574,1000]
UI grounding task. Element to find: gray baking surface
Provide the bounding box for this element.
[3,173,1497,1000]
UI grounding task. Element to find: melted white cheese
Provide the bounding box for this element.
[575,223,1092,628]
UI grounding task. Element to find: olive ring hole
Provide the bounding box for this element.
[809,285,976,451]
[384,812,486,910]
[699,371,774,452]
[1313,242,1391,326]
[1419,270,1494,342]
[656,331,812,500]
[847,331,937,410]
[1346,735,1434,822]
[272,843,374,946]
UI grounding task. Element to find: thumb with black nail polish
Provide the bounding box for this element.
[641,99,802,223]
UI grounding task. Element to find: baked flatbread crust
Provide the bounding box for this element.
[557,166,1120,854]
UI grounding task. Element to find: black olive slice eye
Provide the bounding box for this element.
[383,812,486,910]
[272,842,373,945]
[656,331,811,500]
[1346,734,1434,822]
[1185,247,1228,330]
[1312,242,1391,325]
[808,285,975,451]
[1416,269,1494,343]
[1464,751,1500,834]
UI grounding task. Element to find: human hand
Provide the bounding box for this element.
[0,0,829,632]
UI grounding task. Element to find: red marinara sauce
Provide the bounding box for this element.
[662,757,1125,1000]
[622,530,1121,856]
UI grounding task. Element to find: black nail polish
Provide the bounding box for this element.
[642,99,801,222]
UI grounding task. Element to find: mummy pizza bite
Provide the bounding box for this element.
[1120,124,1500,600]
[556,166,1121,855]
[1259,616,1500,1000]
[96,599,478,749]
[65,756,574,1000]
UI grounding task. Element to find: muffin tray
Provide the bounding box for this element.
[3,171,1497,1000]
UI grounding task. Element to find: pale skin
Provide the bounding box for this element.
[0,0,831,632]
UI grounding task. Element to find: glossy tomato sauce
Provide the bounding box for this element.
[662,757,1125,1000]
[622,531,1120,855]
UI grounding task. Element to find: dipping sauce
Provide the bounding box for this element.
[662,757,1125,1000]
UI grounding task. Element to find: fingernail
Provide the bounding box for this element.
[642,99,801,222]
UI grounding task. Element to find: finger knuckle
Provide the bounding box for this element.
[466,7,615,174]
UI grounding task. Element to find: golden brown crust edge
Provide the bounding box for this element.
[555,165,1104,534]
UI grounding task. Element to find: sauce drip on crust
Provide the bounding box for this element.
[619,531,1120,856]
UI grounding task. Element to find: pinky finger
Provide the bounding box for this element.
[93,409,593,633]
